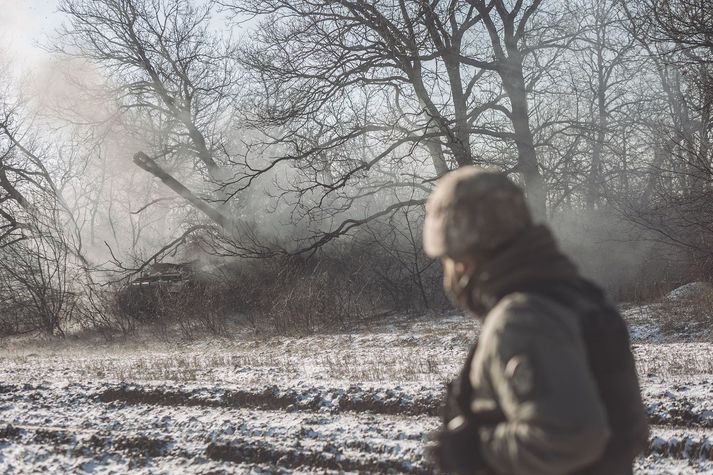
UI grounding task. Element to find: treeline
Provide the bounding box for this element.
[0,0,711,337]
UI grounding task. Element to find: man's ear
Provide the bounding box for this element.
[453,260,467,276]
[454,256,476,277]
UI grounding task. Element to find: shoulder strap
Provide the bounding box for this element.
[444,337,506,427]
[455,340,479,416]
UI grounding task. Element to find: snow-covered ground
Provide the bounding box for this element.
[1,288,713,474]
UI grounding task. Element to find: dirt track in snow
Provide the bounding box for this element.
[0,380,437,473]
[2,381,713,474]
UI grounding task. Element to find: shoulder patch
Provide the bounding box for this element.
[505,355,535,400]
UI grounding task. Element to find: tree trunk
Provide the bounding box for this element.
[425,136,449,176]
[500,58,546,220]
[642,133,669,205]
[588,93,608,209]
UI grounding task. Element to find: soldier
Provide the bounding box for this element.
[423,167,648,475]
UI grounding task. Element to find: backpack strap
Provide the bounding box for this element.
[443,338,506,428]
[442,339,479,425]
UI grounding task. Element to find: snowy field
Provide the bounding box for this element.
[1,288,713,473]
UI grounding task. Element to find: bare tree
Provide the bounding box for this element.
[630,0,713,62]
[463,0,576,216]
[533,0,643,210]
[0,86,84,336]
[360,206,439,308]
[619,0,713,268]
[217,0,580,249]
[58,0,239,230]
[0,92,62,249]
[223,0,513,242]
[0,216,78,336]
[576,0,638,208]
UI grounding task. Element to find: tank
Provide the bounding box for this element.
[117,262,196,321]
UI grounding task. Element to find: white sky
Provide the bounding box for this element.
[0,1,245,79]
[0,0,61,77]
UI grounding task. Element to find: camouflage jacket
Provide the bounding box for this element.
[467,291,648,475]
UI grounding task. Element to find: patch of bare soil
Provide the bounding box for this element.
[97,384,441,417]
[0,424,22,440]
[113,435,172,457]
[0,420,431,473]
[205,440,434,474]
[33,428,75,446]
[646,394,713,429]
[0,424,174,460]
[647,434,713,460]
[648,404,713,428]
[97,383,713,432]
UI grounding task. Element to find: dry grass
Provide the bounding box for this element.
[0,314,476,386]
[63,345,461,384]
[635,343,713,377]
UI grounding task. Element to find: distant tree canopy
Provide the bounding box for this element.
[227,0,570,220]
[2,0,713,299]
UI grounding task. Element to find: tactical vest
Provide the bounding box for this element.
[446,280,647,475]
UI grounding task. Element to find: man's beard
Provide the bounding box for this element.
[443,262,486,317]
